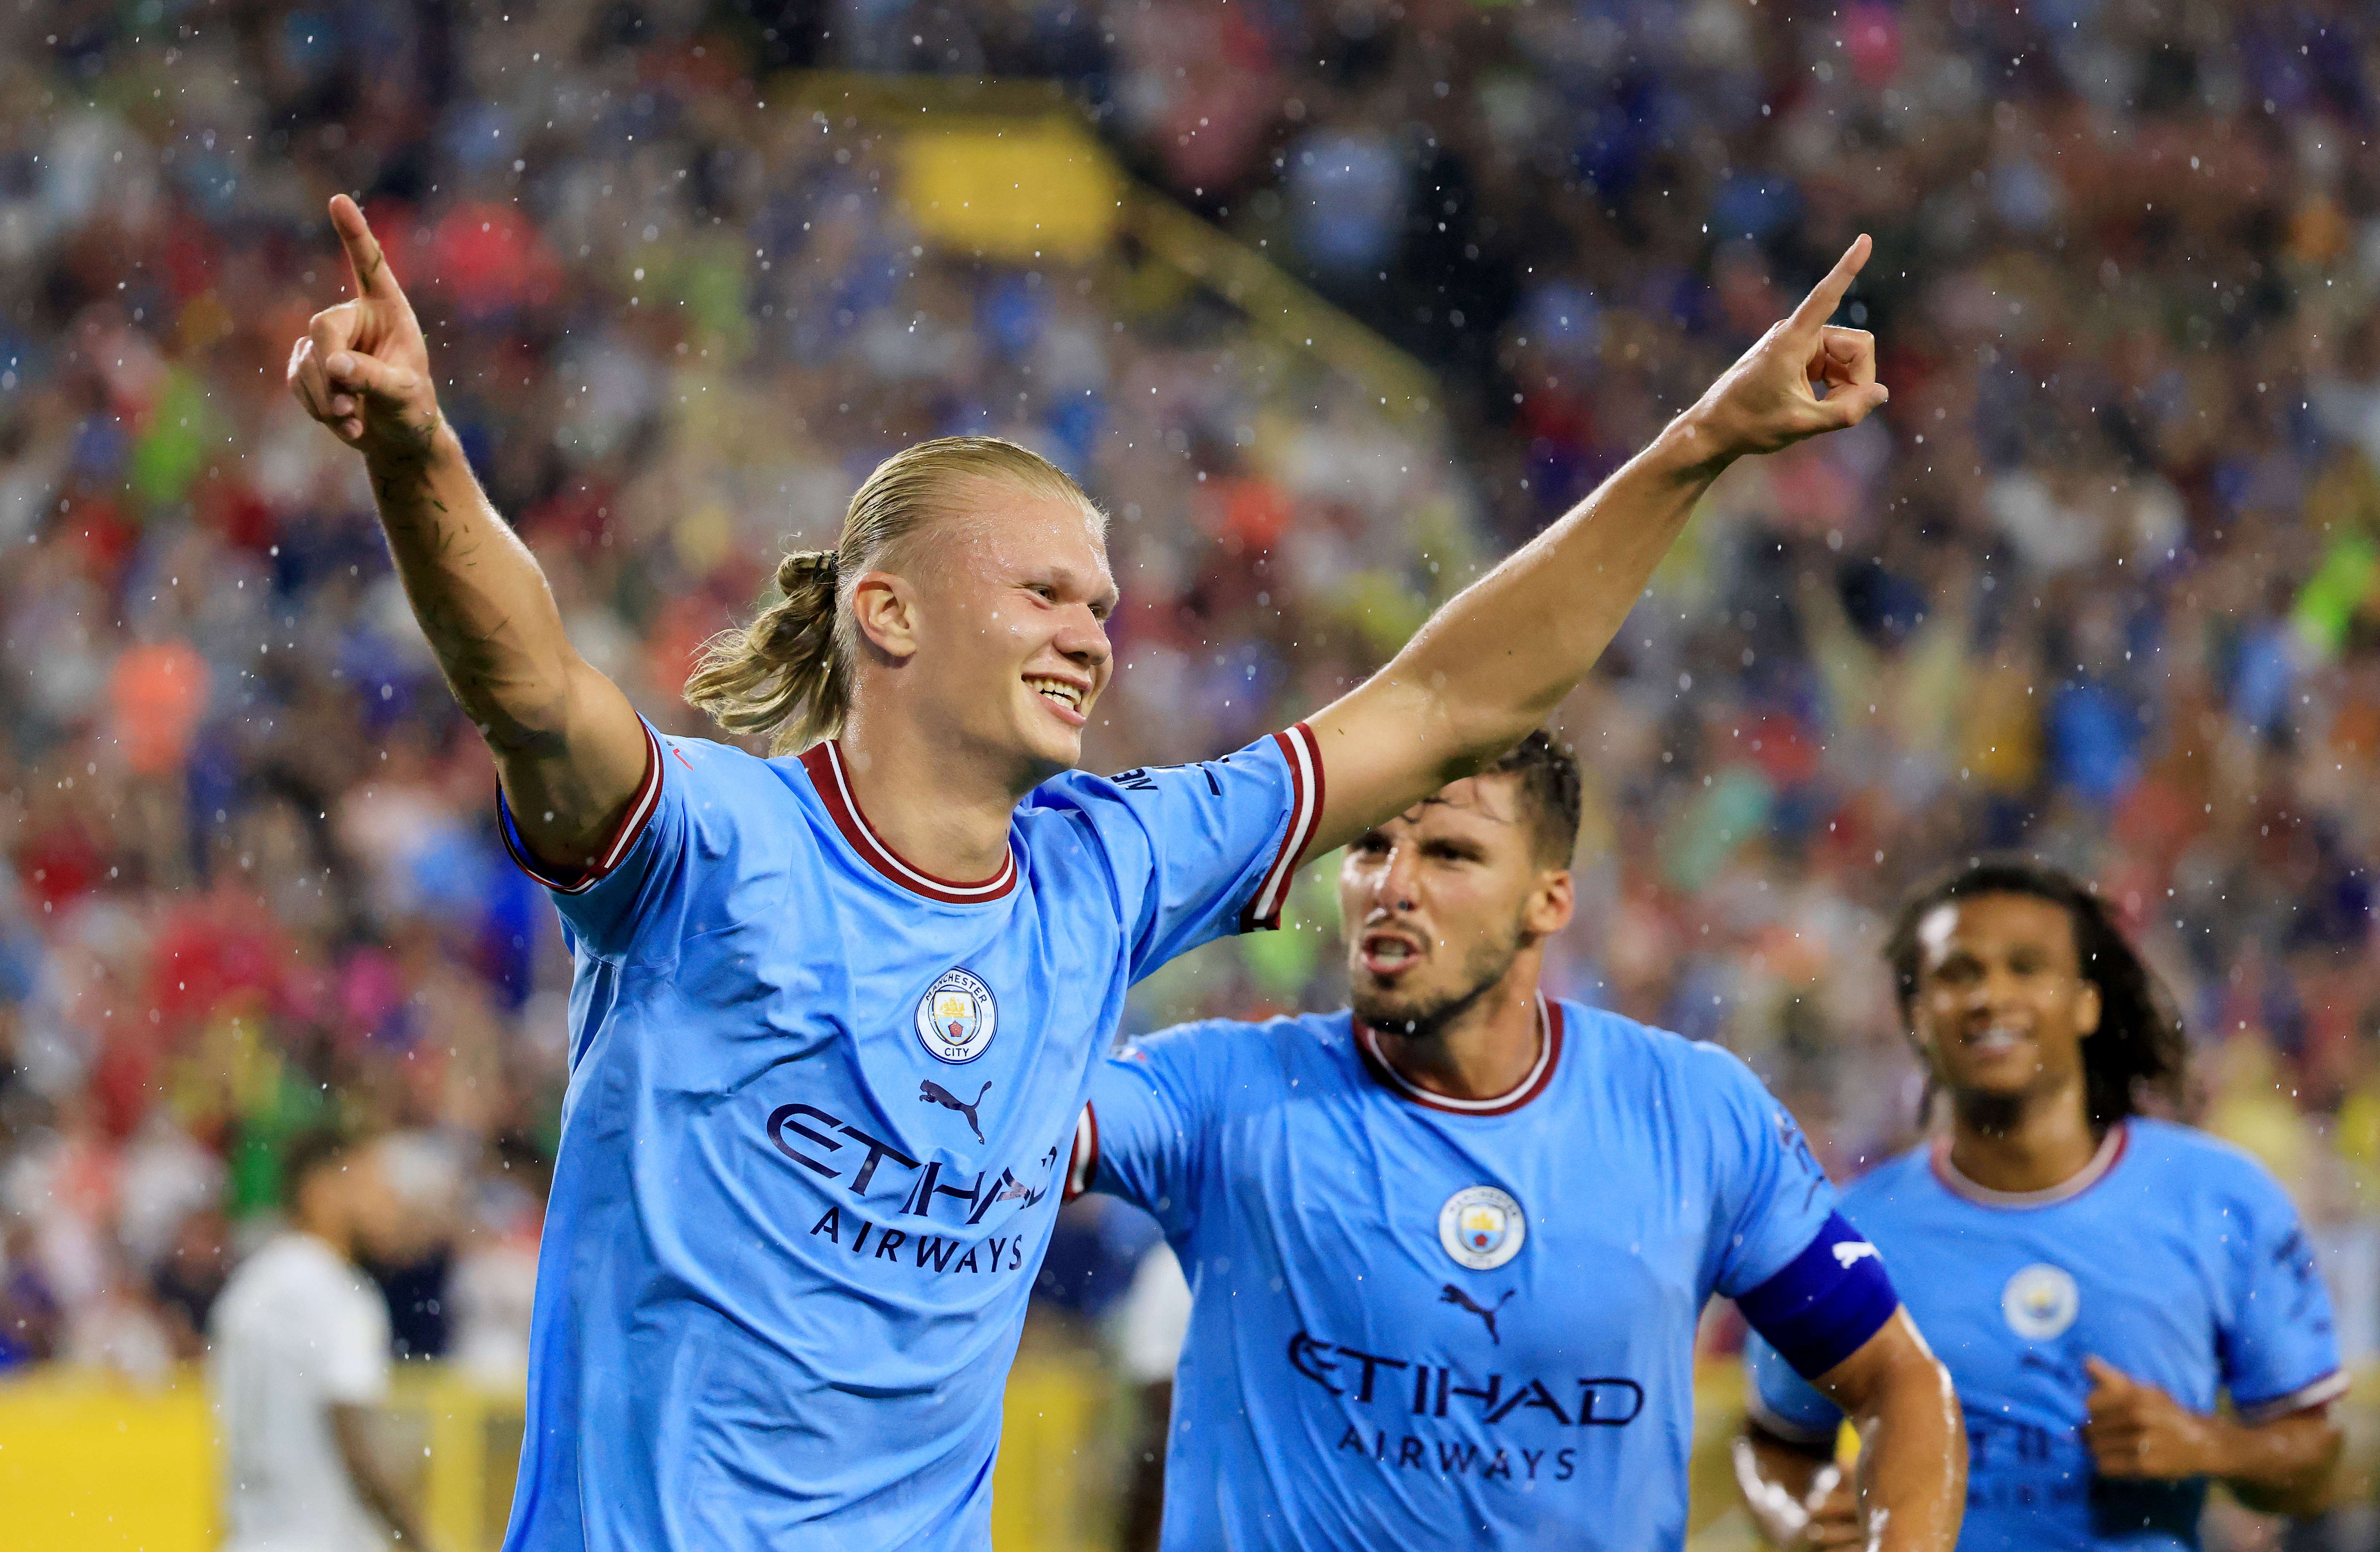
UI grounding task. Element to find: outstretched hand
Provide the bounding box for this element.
[1683,235,1888,465]
[286,194,441,464]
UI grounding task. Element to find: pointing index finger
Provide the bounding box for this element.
[1788,234,1873,334]
[329,193,398,303]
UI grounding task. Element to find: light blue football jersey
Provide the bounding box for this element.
[1747,1119,2345,1552]
[1074,998,1855,1549]
[495,719,1324,1552]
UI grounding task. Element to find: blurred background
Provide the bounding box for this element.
[0,0,2377,1546]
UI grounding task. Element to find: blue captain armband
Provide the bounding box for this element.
[1735,1212,1899,1381]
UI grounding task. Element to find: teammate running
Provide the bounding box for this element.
[284,192,1892,1551]
[1737,860,2344,1550]
[1067,735,1965,1549]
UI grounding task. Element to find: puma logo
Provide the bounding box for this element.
[1833,1241,1880,1270]
[918,1079,992,1144]
[1438,1283,1517,1344]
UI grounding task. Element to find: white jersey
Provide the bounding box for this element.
[207,1232,392,1552]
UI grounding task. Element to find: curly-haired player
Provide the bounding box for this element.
[1737,858,2344,1551]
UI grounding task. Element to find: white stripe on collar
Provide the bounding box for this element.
[1932,1122,2128,1209]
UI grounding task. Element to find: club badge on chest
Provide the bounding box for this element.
[1439,1185,1527,1271]
[915,967,998,1064]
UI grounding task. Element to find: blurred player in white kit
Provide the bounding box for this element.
[208,1128,432,1552]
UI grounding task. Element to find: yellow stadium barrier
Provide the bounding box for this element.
[3,1352,2371,1551]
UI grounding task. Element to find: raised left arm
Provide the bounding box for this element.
[2084,1357,2343,1518]
[1299,236,1889,856]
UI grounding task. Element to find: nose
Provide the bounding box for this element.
[1054,605,1111,670]
[1368,841,1422,915]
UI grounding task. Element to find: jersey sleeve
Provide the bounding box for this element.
[1066,1022,1234,1240]
[495,720,757,961]
[1042,726,1325,981]
[2217,1160,2347,1422]
[1744,1331,1845,1448]
[1699,1046,1842,1299]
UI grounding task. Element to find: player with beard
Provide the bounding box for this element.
[1067,736,1966,1550]
[1736,860,2344,1551]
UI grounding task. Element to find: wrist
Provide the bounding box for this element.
[362,412,456,485]
[1653,403,1737,483]
[2189,1413,2246,1480]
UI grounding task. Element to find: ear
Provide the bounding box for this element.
[848,570,921,662]
[2075,979,2103,1039]
[1524,868,1574,938]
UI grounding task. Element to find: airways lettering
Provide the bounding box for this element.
[805,1207,1032,1279]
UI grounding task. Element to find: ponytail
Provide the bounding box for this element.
[683,436,1100,753]
[684,547,845,752]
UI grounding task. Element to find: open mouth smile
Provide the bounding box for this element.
[1025,675,1088,724]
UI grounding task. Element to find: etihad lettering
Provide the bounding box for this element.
[768,1101,1052,1226]
[1287,1330,1645,1432]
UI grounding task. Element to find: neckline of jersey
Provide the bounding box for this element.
[798,739,1019,906]
[1928,1121,2129,1210]
[1353,993,1562,1116]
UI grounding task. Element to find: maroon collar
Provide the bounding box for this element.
[798,740,1018,906]
[1355,995,1564,1117]
[1929,1122,2129,1209]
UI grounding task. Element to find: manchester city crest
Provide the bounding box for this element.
[1438,1185,1527,1271]
[2001,1263,2080,1340]
[914,967,998,1064]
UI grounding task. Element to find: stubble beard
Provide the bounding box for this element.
[1350,916,1530,1046]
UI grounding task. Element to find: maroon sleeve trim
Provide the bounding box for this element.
[1240,722,1324,932]
[496,723,665,896]
[1064,1104,1099,1202]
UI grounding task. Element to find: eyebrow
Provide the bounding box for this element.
[1038,561,1118,611]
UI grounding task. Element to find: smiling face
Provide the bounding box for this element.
[1908,892,2103,1106]
[1338,773,1573,1036]
[889,478,1116,784]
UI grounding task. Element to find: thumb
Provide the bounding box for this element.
[325,349,421,406]
[2083,1356,2130,1393]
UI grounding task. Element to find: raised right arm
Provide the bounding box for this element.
[286,195,647,872]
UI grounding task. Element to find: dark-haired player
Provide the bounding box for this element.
[1737,860,2344,1551]
[1068,738,1966,1550]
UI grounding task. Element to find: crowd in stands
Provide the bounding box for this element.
[0,0,2376,1476]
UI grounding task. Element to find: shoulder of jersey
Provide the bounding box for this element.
[1554,999,1752,1082]
[1838,1144,1935,1210]
[667,733,833,816]
[2120,1115,2286,1193]
[1138,1008,1349,1056]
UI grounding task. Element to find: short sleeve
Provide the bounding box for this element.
[2218,1164,2347,1422]
[497,721,770,960]
[1069,1022,1234,1239]
[1744,1333,1845,1448]
[317,1282,391,1407]
[1699,1048,1842,1300]
[1041,726,1324,982]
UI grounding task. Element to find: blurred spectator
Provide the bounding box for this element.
[207,1128,430,1552]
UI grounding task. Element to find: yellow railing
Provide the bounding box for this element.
[5,1352,2371,1550]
